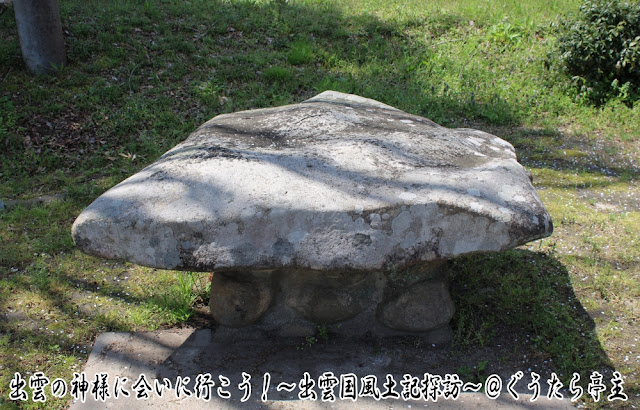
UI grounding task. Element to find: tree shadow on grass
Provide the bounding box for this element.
[449,249,613,386]
[503,127,640,182]
[0,0,524,180]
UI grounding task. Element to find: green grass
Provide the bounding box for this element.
[1,0,639,407]
[450,250,606,383]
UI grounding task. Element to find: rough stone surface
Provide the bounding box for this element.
[377,279,455,331]
[208,262,454,339]
[283,269,373,323]
[72,91,552,272]
[73,329,577,409]
[209,272,273,327]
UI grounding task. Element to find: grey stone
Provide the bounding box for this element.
[74,328,578,409]
[283,270,373,323]
[206,263,455,339]
[209,272,273,327]
[377,278,455,332]
[71,91,552,273]
[1,194,66,212]
[72,91,553,337]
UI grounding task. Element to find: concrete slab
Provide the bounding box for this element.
[70,328,577,409]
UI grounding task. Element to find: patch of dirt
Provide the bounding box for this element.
[580,187,640,212]
[23,111,100,154]
[186,303,214,329]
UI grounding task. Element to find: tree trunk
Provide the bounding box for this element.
[13,0,66,74]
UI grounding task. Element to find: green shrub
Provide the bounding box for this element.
[555,0,640,105]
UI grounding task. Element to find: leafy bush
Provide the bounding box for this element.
[555,0,640,105]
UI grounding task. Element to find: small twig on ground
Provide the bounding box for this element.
[1,68,11,83]
[128,64,138,93]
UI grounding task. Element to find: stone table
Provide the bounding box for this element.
[72,91,552,342]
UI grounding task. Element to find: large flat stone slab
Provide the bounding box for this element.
[72,91,552,272]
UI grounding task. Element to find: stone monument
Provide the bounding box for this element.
[72,91,552,341]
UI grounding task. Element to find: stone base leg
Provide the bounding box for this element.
[208,262,455,343]
[376,275,455,332]
[208,271,273,327]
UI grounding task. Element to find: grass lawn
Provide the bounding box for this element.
[1,0,639,408]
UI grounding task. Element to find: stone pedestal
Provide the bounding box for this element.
[209,261,454,343]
